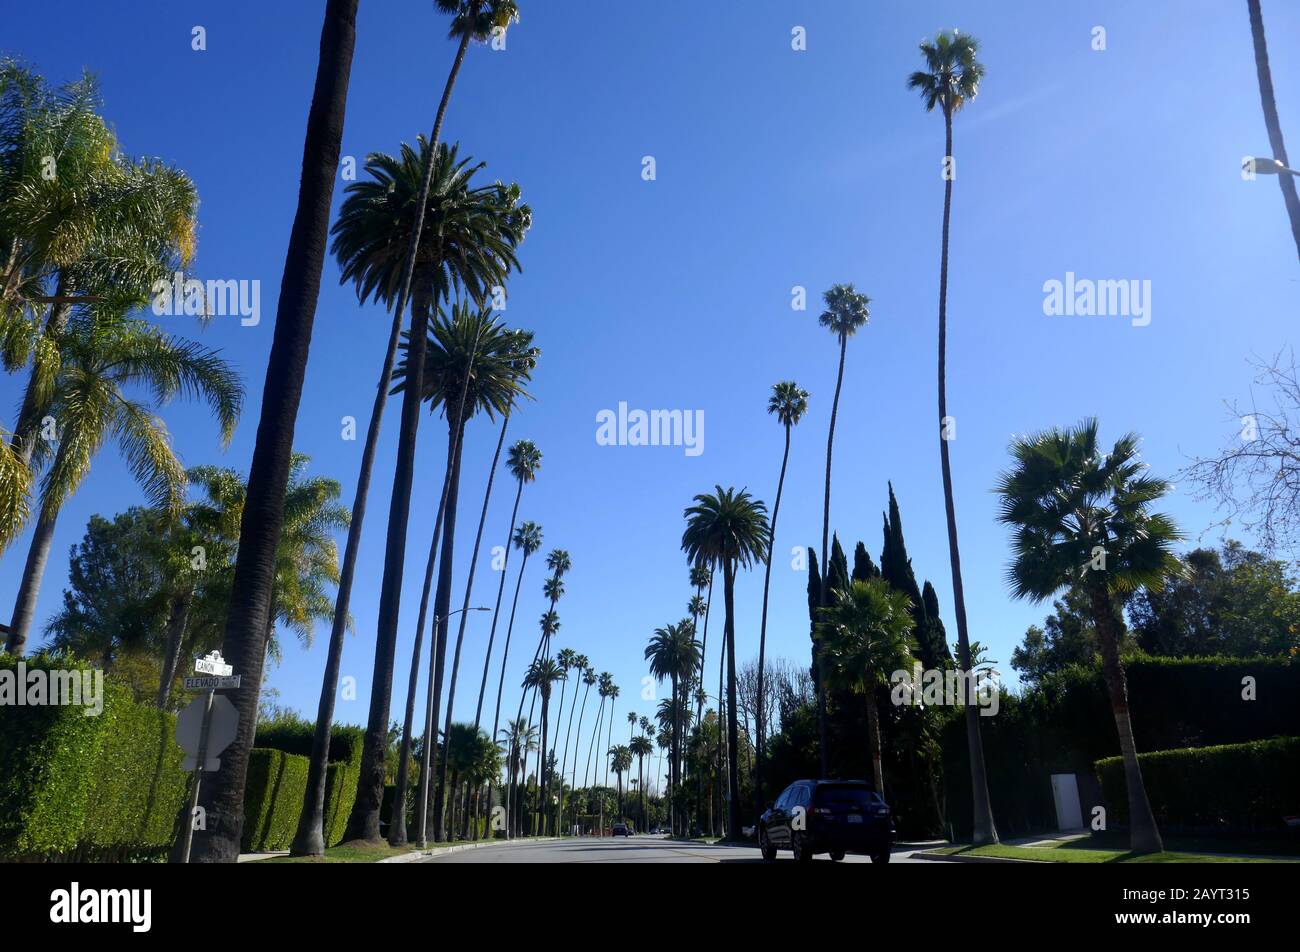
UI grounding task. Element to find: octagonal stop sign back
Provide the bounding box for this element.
[176,694,239,771]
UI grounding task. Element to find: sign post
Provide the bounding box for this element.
[176,651,240,863]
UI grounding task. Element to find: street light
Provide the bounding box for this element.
[414,606,491,847]
[1248,156,1299,177]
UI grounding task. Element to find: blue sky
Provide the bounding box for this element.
[3,1,1298,748]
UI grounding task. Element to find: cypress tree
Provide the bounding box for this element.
[829,533,850,594]
[921,580,953,665]
[852,540,880,581]
[807,546,821,691]
[880,482,946,668]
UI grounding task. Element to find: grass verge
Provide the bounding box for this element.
[927,841,1293,864]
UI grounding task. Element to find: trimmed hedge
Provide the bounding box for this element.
[0,657,188,861]
[323,760,358,847]
[254,720,364,766]
[241,748,309,852]
[1096,736,1300,832]
[943,655,1300,839]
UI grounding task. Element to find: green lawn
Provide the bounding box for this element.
[928,840,1294,864]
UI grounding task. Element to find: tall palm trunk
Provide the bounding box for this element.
[423,415,467,841]
[722,560,740,840]
[435,410,510,839]
[566,675,593,832]
[692,572,713,834]
[585,695,605,798]
[7,502,59,654]
[488,546,531,836]
[395,420,457,845]
[1088,586,1163,852]
[637,755,645,832]
[156,586,193,709]
[865,679,884,795]
[557,667,581,833]
[548,670,569,832]
[935,104,998,846]
[536,691,551,835]
[294,280,407,856]
[754,423,790,810]
[190,0,358,863]
[1248,0,1300,260]
[474,473,523,726]
[342,14,474,846]
[816,334,846,777]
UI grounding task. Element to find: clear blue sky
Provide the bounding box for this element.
[3,2,1298,740]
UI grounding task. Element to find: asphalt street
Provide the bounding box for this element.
[417,836,950,864]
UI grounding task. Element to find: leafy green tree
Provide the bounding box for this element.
[682,486,769,840]
[818,578,917,794]
[907,28,995,846]
[1129,542,1300,658]
[1010,586,1125,687]
[852,540,879,582]
[996,418,1183,853]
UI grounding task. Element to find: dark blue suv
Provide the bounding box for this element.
[758,780,895,863]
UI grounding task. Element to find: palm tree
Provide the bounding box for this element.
[609,744,632,820]
[553,649,585,832]
[626,709,638,743]
[580,672,612,833]
[601,681,621,825]
[426,317,537,843]
[681,486,769,841]
[755,380,808,809]
[191,0,358,863]
[348,164,530,844]
[487,519,540,834]
[813,284,869,775]
[994,419,1180,853]
[300,9,526,849]
[644,619,700,835]
[1247,0,1300,259]
[474,440,542,728]
[688,566,713,835]
[907,28,995,846]
[629,735,654,831]
[499,716,535,836]
[565,664,595,830]
[0,431,31,552]
[0,66,200,469]
[6,316,241,655]
[513,549,569,811]
[818,578,917,795]
[522,656,564,835]
[546,647,577,829]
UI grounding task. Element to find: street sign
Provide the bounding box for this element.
[194,650,233,677]
[183,675,241,691]
[176,693,238,759]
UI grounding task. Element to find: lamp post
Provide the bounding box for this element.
[415,606,490,847]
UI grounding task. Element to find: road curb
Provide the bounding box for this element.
[379,836,554,863]
[912,849,1041,864]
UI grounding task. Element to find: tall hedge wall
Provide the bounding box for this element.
[0,657,188,861]
[943,656,1299,839]
[1096,736,1300,831]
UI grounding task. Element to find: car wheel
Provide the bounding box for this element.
[829,850,846,862]
[871,850,891,864]
[759,827,777,861]
[792,832,813,863]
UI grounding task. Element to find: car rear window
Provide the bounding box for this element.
[814,785,881,808]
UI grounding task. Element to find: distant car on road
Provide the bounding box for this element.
[611,823,631,837]
[758,780,895,863]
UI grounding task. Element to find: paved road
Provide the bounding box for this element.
[418,836,949,864]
